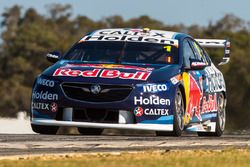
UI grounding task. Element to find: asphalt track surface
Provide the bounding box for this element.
[0,134,250,156]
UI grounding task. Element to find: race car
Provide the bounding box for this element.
[30,28,230,136]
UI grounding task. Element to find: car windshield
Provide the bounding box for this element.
[63,41,179,65]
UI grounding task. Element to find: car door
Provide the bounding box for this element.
[182,38,208,124]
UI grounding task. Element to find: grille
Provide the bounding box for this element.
[62,83,132,102]
[73,108,119,123]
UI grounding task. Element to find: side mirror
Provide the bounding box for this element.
[46,51,61,63]
[190,59,207,70]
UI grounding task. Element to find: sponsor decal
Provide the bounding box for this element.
[134,96,170,105]
[143,84,167,93]
[32,102,58,112]
[205,66,225,92]
[32,102,49,110]
[63,64,154,71]
[184,74,203,122]
[96,29,165,36]
[170,77,178,85]
[90,29,176,39]
[134,107,169,117]
[32,91,58,101]
[170,74,182,85]
[53,68,151,81]
[191,61,207,67]
[37,78,55,87]
[144,108,169,116]
[50,102,58,112]
[134,107,143,117]
[79,35,178,46]
[53,69,100,77]
[183,67,224,124]
[183,72,219,123]
[201,94,217,114]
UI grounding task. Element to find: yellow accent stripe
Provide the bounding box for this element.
[182,72,190,125]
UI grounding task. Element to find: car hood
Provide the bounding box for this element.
[42,60,181,85]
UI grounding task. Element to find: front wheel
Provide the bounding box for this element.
[31,124,59,135]
[156,88,185,136]
[198,93,226,137]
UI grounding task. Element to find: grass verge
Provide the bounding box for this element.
[0,149,250,167]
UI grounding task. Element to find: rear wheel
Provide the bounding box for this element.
[31,124,59,135]
[156,88,185,136]
[198,93,226,137]
[78,128,103,135]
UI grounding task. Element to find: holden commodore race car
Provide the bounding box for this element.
[31,28,230,136]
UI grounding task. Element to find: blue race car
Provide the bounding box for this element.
[31,28,230,136]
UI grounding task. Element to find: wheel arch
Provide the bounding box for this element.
[219,91,227,107]
[221,91,227,99]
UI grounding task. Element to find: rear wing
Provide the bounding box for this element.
[195,39,230,65]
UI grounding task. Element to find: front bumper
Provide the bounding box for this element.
[31,76,177,127]
[31,118,174,131]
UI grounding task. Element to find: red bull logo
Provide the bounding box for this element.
[53,68,151,81]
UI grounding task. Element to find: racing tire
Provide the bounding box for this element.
[78,128,103,135]
[197,93,226,137]
[31,124,59,135]
[156,88,185,137]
